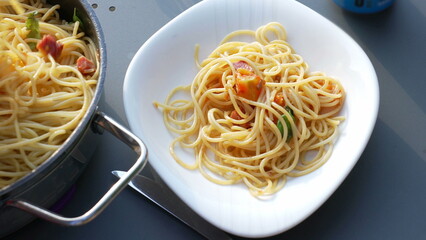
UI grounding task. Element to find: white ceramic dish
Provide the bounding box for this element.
[123,0,379,237]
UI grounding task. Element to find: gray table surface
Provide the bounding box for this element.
[5,0,426,239]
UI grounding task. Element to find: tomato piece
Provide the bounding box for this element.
[274,92,285,106]
[235,74,265,101]
[233,61,253,75]
[36,34,63,59]
[232,61,265,101]
[77,56,96,75]
[230,110,251,128]
[230,110,242,120]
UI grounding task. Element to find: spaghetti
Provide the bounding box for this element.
[0,0,99,188]
[154,22,345,196]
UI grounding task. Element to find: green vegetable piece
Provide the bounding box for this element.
[26,12,40,50]
[277,106,295,141]
[73,8,84,30]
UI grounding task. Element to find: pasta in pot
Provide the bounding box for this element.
[0,0,99,188]
[154,22,345,197]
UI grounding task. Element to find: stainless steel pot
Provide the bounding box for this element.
[0,0,148,236]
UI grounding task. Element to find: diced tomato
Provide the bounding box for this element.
[233,61,253,72]
[235,74,265,101]
[274,92,285,106]
[233,61,253,75]
[232,61,265,101]
[77,56,96,75]
[230,110,243,120]
[230,110,251,128]
[36,34,63,59]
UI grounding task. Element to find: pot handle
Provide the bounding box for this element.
[6,111,148,226]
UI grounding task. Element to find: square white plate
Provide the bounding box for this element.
[123,0,379,237]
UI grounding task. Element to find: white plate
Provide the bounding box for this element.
[123,0,379,237]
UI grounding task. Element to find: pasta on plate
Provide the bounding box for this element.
[155,22,345,196]
[0,0,98,188]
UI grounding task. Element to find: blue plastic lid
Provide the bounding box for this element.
[332,0,395,14]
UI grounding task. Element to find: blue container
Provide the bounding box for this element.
[333,0,395,14]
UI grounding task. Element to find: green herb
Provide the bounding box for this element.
[277,106,295,141]
[73,8,84,30]
[26,12,40,50]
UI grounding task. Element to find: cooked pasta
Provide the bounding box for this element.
[0,0,99,188]
[154,22,345,196]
